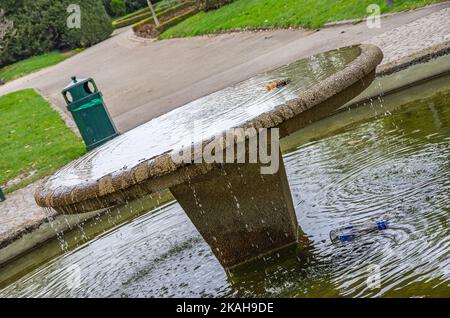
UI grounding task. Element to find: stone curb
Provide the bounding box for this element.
[127,33,157,44]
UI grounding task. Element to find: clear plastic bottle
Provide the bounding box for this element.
[330,220,388,243]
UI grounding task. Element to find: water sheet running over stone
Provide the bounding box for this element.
[35,44,383,269]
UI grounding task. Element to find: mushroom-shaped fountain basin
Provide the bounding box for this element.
[36,44,383,269]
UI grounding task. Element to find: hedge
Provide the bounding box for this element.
[114,4,178,29]
[196,0,234,11]
[110,0,127,17]
[103,0,165,17]
[125,0,163,13]
[156,7,198,33]
[131,1,194,30]
[114,6,150,23]
[0,0,112,67]
[112,4,170,28]
[113,10,154,28]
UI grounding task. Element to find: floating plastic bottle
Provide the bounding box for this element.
[330,220,388,243]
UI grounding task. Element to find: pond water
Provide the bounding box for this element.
[1,76,449,298]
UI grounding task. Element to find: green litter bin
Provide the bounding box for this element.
[0,188,5,202]
[62,76,119,151]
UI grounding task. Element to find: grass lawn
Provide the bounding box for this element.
[0,49,81,83]
[161,0,444,38]
[0,89,85,193]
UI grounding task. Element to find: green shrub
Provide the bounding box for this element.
[114,1,183,28]
[0,0,112,67]
[156,0,183,10]
[114,10,152,28]
[111,0,127,17]
[158,1,195,18]
[156,7,198,33]
[131,1,194,30]
[125,0,150,12]
[103,0,155,16]
[102,0,114,16]
[196,0,234,11]
[114,6,150,22]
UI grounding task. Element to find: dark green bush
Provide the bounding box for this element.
[124,0,164,13]
[113,1,180,29]
[131,1,194,30]
[102,0,114,16]
[114,6,150,22]
[156,0,183,10]
[156,7,197,32]
[114,10,153,29]
[111,0,127,17]
[196,0,233,11]
[124,0,149,13]
[104,0,148,17]
[0,0,113,67]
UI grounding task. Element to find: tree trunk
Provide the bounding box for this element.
[146,0,160,26]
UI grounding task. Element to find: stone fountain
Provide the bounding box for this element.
[35,45,383,271]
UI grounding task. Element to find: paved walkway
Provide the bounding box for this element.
[367,6,450,64]
[0,183,56,249]
[0,3,449,254]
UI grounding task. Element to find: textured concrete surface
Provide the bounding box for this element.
[1,3,450,254]
[366,7,450,65]
[0,183,57,249]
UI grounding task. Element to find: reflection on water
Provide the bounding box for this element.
[1,84,449,298]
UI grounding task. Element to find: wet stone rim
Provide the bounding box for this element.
[35,44,383,213]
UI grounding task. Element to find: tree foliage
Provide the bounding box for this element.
[111,0,127,17]
[0,0,113,67]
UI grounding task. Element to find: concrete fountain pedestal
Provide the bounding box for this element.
[35,45,383,270]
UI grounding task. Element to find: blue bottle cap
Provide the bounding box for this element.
[376,220,388,230]
[339,234,356,243]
